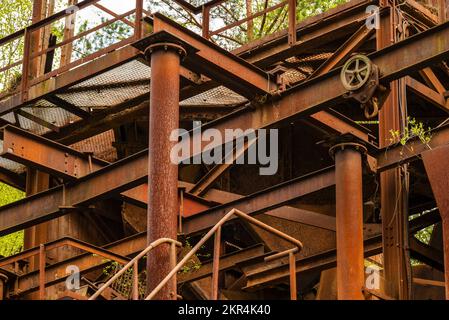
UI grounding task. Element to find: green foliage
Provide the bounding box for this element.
[409,211,436,265]
[149,0,348,49]
[0,0,32,92]
[71,16,133,60]
[0,183,25,257]
[178,238,203,274]
[389,117,432,152]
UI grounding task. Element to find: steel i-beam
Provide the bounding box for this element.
[376,7,409,300]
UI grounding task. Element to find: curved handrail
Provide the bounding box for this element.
[145,208,303,300]
[89,237,182,300]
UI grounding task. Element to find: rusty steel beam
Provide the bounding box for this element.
[0,167,25,190]
[409,237,444,272]
[2,118,449,240]
[310,24,375,78]
[308,109,373,142]
[1,125,107,179]
[422,144,449,299]
[3,119,448,240]
[174,20,449,163]
[0,150,147,236]
[178,244,265,284]
[45,95,91,119]
[148,14,276,99]
[187,17,375,196]
[12,232,146,296]
[189,137,257,197]
[419,67,448,95]
[0,45,139,116]
[244,235,383,290]
[13,203,435,297]
[0,124,161,212]
[376,123,449,172]
[406,76,449,113]
[15,109,60,133]
[237,0,375,67]
[0,237,129,269]
[332,143,365,300]
[182,167,335,235]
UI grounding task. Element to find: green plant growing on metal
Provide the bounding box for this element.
[389,117,432,156]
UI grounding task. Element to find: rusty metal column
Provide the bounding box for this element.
[144,42,185,300]
[330,142,366,300]
[377,4,409,299]
[0,273,7,300]
[24,169,49,271]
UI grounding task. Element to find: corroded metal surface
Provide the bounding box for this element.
[422,144,449,299]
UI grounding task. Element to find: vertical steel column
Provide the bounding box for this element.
[211,226,221,300]
[331,143,366,300]
[0,273,7,300]
[202,5,210,39]
[377,4,409,299]
[145,42,185,300]
[24,169,49,271]
[135,0,143,39]
[288,0,297,45]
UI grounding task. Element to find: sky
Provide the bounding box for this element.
[74,0,140,27]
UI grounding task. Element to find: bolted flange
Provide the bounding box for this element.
[144,42,187,61]
[329,142,367,160]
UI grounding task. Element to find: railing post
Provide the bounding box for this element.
[288,251,297,300]
[288,0,297,46]
[438,0,447,23]
[179,188,184,234]
[135,0,143,39]
[132,260,139,300]
[211,226,221,300]
[39,244,46,300]
[21,29,31,103]
[202,5,210,39]
[170,241,177,299]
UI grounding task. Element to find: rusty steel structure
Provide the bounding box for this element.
[0,0,448,301]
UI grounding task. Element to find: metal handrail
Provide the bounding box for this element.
[145,208,303,300]
[0,236,130,300]
[0,0,145,102]
[89,237,182,300]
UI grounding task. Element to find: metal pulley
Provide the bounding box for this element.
[340,54,389,119]
[341,54,372,91]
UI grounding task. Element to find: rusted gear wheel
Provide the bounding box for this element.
[340,55,372,91]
